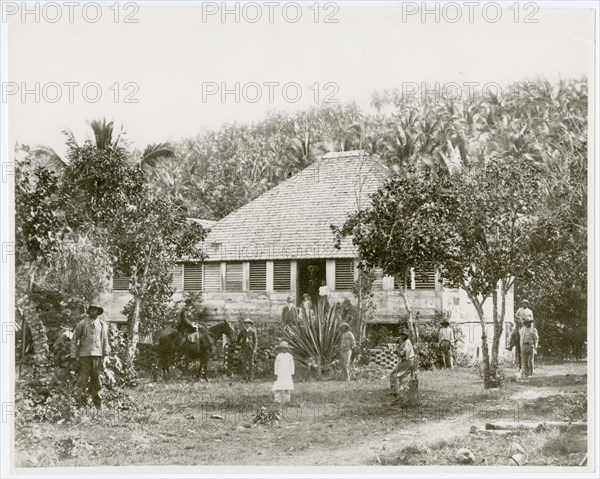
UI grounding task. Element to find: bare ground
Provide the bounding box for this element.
[14,360,588,468]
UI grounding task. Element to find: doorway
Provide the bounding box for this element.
[296,259,326,307]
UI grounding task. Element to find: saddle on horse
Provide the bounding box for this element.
[186,331,199,344]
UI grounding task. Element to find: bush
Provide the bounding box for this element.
[16,327,140,426]
[362,312,464,371]
[284,301,342,378]
[15,369,82,425]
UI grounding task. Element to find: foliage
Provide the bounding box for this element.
[16,325,140,428]
[332,163,458,354]
[15,158,68,268]
[352,270,377,344]
[56,124,208,362]
[15,369,82,425]
[414,320,463,371]
[37,234,112,313]
[102,328,140,388]
[252,406,282,427]
[15,152,72,366]
[283,302,342,376]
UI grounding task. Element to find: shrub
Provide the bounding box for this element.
[362,312,464,371]
[15,369,82,425]
[16,327,140,426]
[284,301,342,378]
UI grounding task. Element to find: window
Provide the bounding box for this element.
[249,261,267,291]
[112,274,130,291]
[204,263,221,291]
[335,259,354,291]
[414,267,436,289]
[372,268,384,291]
[273,260,291,290]
[226,262,243,291]
[169,264,183,291]
[183,263,203,291]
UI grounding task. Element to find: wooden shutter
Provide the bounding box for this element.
[226,262,243,291]
[273,260,291,290]
[414,267,435,289]
[169,264,183,291]
[204,263,221,291]
[112,274,130,291]
[183,263,203,291]
[335,259,354,291]
[249,261,267,291]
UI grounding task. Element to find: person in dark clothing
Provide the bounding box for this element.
[281,297,299,325]
[177,309,199,346]
[237,318,258,381]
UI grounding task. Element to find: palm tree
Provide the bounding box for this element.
[32,118,175,176]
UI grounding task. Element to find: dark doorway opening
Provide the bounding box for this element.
[296,259,326,307]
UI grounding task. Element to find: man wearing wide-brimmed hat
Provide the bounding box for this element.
[438,319,455,369]
[520,317,539,378]
[281,297,298,326]
[70,305,110,409]
[237,318,258,381]
[272,341,295,404]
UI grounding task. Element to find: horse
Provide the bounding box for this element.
[156,320,236,381]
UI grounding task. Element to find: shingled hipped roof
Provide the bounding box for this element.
[201,151,388,261]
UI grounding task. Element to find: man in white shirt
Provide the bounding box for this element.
[438,320,455,369]
[318,280,331,309]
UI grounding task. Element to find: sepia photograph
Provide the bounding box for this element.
[0,1,597,477]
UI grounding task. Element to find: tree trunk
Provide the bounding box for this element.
[22,267,49,368]
[357,272,362,344]
[490,287,503,385]
[127,295,141,365]
[467,290,493,389]
[397,269,416,340]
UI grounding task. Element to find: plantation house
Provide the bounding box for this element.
[104,151,513,355]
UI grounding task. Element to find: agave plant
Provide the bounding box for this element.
[283,301,342,377]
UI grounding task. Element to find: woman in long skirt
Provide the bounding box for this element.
[272,341,295,404]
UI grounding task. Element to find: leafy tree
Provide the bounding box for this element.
[60,139,207,362]
[333,165,459,363]
[15,151,71,366]
[440,156,542,387]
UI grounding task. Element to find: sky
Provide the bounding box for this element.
[6,2,596,158]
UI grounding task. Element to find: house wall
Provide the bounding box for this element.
[104,259,514,358]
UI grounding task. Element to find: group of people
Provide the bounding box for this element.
[69,298,539,409]
[281,282,331,325]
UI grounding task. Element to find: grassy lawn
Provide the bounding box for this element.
[15,361,588,468]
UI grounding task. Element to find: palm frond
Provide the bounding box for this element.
[90,118,115,150]
[140,143,176,175]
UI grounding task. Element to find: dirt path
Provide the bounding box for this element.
[277,419,466,466]
[279,362,588,466]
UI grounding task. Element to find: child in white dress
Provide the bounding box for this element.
[272,341,295,404]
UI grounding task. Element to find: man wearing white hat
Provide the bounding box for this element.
[237,318,258,381]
